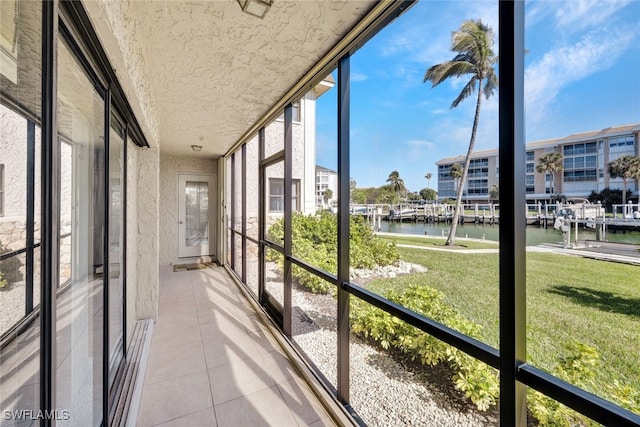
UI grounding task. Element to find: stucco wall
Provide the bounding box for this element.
[84,0,160,147]
[136,148,160,320]
[126,142,138,340]
[159,154,218,265]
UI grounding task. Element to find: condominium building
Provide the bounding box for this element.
[436,124,640,203]
[315,165,338,209]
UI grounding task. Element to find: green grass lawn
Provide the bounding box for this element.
[377,235,499,250]
[366,247,640,406]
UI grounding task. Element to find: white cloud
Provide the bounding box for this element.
[405,140,436,149]
[404,139,436,160]
[351,72,368,82]
[525,28,635,123]
[526,0,631,32]
[554,0,631,30]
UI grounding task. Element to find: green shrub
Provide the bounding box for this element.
[608,380,640,414]
[0,238,23,290]
[267,212,399,293]
[528,341,601,426]
[350,284,499,411]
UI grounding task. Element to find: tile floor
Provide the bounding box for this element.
[136,266,338,427]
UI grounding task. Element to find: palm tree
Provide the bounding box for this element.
[609,155,640,205]
[425,172,433,189]
[536,152,564,198]
[322,188,333,209]
[386,170,405,202]
[489,184,499,202]
[450,164,463,199]
[424,19,497,246]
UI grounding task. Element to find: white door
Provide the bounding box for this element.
[178,174,216,258]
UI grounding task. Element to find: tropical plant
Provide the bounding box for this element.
[349,179,357,203]
[424,19,498,246]
[351,284,499,411]
[536,152,564,197]
[267,213,399,293]
[419,187,437,201]
[608,155,640,205]
[386,170,405,202]
[322,188,333,208]
[489,184,499,202]
[587,188,631,212]
[0,239,22,290]
[425,172,433,189]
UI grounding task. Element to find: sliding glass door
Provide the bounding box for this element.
[56,34,105,426]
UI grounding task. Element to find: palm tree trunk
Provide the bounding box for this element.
[446,80,483,246]
[622,179,627,205]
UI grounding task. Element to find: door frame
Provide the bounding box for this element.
[178,173,217,259]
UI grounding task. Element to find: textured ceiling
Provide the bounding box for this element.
[86,0,374,158]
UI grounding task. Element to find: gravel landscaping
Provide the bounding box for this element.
[268,261,500,426]
[0,280,40,335]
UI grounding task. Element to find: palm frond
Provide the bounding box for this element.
[451,77,477,108]
[424,61,475,86]
[483,70,498,99]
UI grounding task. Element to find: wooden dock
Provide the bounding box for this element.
[349,202,640,232]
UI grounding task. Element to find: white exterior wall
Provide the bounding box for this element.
[126,142,138,341]
[158,154,218,265]
[302,92,317,214]
[135,148,160,320]
[0,105,41,251]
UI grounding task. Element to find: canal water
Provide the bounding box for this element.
[380,221,640,246]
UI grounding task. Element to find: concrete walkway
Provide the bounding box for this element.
[390,239,639,266]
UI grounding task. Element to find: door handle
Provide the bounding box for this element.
[179,221,183,224]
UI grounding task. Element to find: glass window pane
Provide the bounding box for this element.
[226,157,232,266]
[264,162,284,245]
[265,247,283,308]
[525,0,640,421]
[290,73,338,282]
[108,114,125,385]
[264,118,284,159]
[184,180,209,248]
[234,149,242,233]
[56,35,104,425]
[292,276,337,389]
[0,0,41,417]
[348,1,501,421]
[245,240,259,297]
[246,136,259,240]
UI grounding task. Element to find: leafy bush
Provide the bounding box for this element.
[267,212,399,293]
[0,238,23,290]
[350,284,499,411]
[528,341,601,426]
[608,380,640,414]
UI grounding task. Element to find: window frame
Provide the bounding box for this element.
[268,178,300,212]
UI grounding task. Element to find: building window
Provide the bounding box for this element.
[526,151,534,162]
[609,135,634,148]
[269,178,300,212]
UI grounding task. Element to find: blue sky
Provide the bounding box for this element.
[315,0,640,192]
